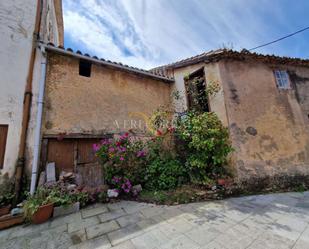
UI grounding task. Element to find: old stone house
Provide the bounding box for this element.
[152,49,309,184]
[32,45,309,188]
[32,44,173,186]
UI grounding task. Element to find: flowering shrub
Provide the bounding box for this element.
[111,176,132,194]
[94,133,148,185]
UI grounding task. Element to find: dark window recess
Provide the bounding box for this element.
[0,125,8,169]
[79,60,92,77]
[185,68,209,112]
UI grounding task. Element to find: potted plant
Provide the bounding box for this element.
[49,187,82,218]
[23,188,54,224]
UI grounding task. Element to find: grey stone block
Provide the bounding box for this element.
[53,202,80,218]
[46,162,56,182]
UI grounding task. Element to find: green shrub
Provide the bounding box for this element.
[139,190,168,203]
[177,111,233,185]
[145,157,186,190]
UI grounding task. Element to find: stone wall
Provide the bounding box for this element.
[42,52,172,135]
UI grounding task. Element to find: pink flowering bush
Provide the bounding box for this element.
[111,176,132,194]
[94,133,148,185]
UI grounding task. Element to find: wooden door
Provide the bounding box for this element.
[47,139,74,172]
[0,125,8,169]
[46,138,100,171]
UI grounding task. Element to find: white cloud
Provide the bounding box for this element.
[63,0,308,69]
[63,0,158,68]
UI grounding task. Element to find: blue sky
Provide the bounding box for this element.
[63,0,309,69]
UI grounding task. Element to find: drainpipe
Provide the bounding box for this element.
[30,46,47,195]
[14,0,43,201]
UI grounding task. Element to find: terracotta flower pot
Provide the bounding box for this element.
[0,205,11,217]
[32,203,54,224]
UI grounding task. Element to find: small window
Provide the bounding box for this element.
[79,60,92,77]
[274,70,290,89]
[0,125,8,169]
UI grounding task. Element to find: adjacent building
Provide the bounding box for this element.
[0,0,63,181]
[152,49,309,183]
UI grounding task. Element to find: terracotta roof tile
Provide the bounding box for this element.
[42,43,174,82]
[151,49,309,73]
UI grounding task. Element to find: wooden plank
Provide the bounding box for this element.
[73,140,78,172]
[43,134,113,139]
[77,139,100,165]
[47,139,74,173]
[0,125,8,169]
[77,162,102,187]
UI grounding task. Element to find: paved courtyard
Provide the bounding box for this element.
[1,191,309,249]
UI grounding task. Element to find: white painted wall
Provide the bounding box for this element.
[0,0,37,177]
[0,0,63,178]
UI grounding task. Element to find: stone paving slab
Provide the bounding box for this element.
[1,191,309,249]
[86,220,120,239]
[68,216,99,233]
[81,204,109,218]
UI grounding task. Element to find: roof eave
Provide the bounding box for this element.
[41,44,174,83]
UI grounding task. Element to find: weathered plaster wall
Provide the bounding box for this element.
[219,60,309,180]
[289,67,309,123]
[204,63,229,127]
[24,0,64,177]
[40,0,64,46]
[42,53,171,135]
[0,0,37,177]
[172,63,204,113]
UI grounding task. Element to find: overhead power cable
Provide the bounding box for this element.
[249,26,309,51]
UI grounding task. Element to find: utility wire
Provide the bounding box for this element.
[249,26,309,51]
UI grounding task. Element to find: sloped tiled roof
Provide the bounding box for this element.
[151,49,224,72]
[42,43,174,82]
[150,49,309,74]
